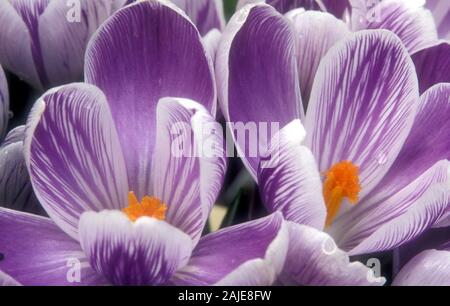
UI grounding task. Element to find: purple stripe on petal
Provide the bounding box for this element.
[412,42,450,94]
[356,0,438,54]
[79,210,193,286]
[85,0,216,195]
[172,212,288,286]
[0,208,106,286]
[258,120,326,229]
[305,30,419,199]
[24,83,128,240]
[152,98,226,244]
[217,4,302,178]
[393,249,450,286]
[287,9,351,108]
[0,1,40,89]
[425,0,450,40]
[280,222,385,286]
[0,130,42,215]
[0,66,8,141]
[171,0,225,35]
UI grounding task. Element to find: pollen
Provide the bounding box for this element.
[122,191,167,222]
[323,161,361,228]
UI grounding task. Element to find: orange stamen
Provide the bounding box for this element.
[122,191,167,222]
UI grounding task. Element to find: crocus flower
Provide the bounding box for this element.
[0,0,298,286]
[217,3,450,260]
[0,0,128,90]
[0,65,41,214]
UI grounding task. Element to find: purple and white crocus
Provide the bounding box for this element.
[0,0,302,286]
[0,0,128,90]
[0,65,41,214]
[217,3,450,261]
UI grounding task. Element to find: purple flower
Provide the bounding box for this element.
[0,0,128,90]
[0,65,41,214]
[0,0,293,286]
[217,3,450,265]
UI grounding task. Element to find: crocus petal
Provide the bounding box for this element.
[172,212,288,286]
[0,208,106,285]
[216,4,302,179]
[24,83,128,240]
[0,1,41,89]
[0,66,8,141]
[425,0,450,40]
[304,30,418,198]
[412,42,450,94]
[38,0,127,87]
[393,248,450,286]
[348,183,450,255]
[85,0,216,195]
[203,29,222,63]
[152,97,226,243]
[352,0,438,54]
[79,210,193,286]
[279,222,385,286]
[258,120,326,229]
[287,9,351,107]
[171,0,225,35]
[0,270,20,286]
[0,127,42,215]
[331,159,450,253]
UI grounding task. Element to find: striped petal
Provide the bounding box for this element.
[171,0,225,35]
[79,210,193,286]
[0,127,42,215]
[0,66,8,141]
[258,120,326,229]
[351,0,438,54]
[280,222,385,286]
[393,248,450,286]
[172,212,288,286]
[0,208,106,286]
[151,98,226,243]
[85,0,216,196]
[287,9,351,107]
[24,83,128,240]
[304,30,419,199]
[216,4,302,178]
[412,42,450,94]
[425,0,450,40]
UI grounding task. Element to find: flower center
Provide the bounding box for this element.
[122,191,167,222]
[323,161,361,228]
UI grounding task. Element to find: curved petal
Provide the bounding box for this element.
[151,98,226,243]
[304,30,419,198]
[332,160,450,253]
[287,9,351,107]
[0,128,42,215]
[38,0,127,87]
[258,120,326,229]
[352,0,438,54]
[172,212,288,286]
[85,0,216,195]
[216,4,302,179]
[425,0,450,40]
[393,249,450,286]
[0,270,20,286]
[79,210,193,286]
[0,1,41,89]
[171,0,225,35]
[348,183,450,255]
[0,208,106,286]
[279,222,385,285]
[412,42,450,94]
[0,66,8,141]
[203,29,222,63]
[24,83,128,240]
